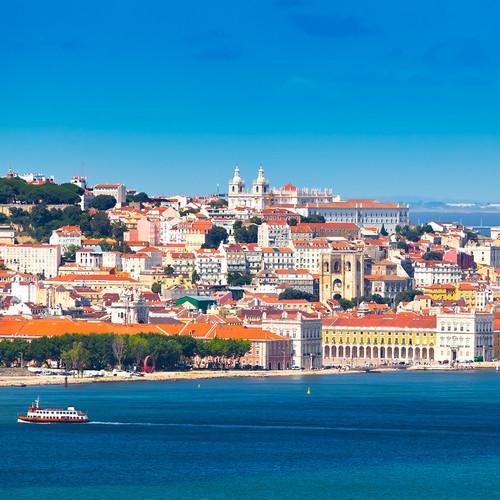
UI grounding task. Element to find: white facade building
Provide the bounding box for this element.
[435,310,494,363]
[49,226,82,254]
[413,260,462,286]
[109,290,149,324]
[261,247,294,270]
[469,245,500,268]
[292,239,331,274]
[194,249,227,285]
[76,248,103,269]
[302,199,410,232]
[228,165,271,211]
[257,221,291,248]
[262,311,322,369]
[0,244,60,278]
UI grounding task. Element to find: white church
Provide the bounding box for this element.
[228,165,271,210]
[227,165,339,210]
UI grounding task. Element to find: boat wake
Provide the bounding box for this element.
[88,421,498,435]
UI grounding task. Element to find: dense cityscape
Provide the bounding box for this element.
[0,165,498,378]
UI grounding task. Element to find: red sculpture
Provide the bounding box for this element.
[142,355,156,373]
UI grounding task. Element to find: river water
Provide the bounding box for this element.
[1,371,500,499]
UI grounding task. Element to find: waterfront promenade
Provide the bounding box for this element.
[1,362,497,387]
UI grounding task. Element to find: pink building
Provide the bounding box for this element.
[443,248,474,270]
[137,218,161,246]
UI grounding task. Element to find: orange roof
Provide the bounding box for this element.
[179,323,286,341]
[0,317,182,337]
[46,274,138,283]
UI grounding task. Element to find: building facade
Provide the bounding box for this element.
[262,311,322,369]
[0,244,60,278]
[319,246,364,301]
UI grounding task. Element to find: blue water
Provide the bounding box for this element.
[1,371,500,499]
[410,211,500,230]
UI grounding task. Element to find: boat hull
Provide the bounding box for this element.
[17,416,89,424]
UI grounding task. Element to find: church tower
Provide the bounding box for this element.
[252,164,270,210]
[228,165,246,209]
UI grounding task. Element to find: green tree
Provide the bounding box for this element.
[111,221,127,242]
[89,195,117,211]
[191,270,200,284]
[233,221,258,243]
[89,211,112,238]
[61,341,90,377]
[202,226,228,249]
[63,244,80,263]
[301,214,325,223]
[164,265,175,276]
[112,336,127,369]
[249,216,262,225]
[227,272,252,286]
[151,282,162,294]
[209,199,227,208]
[397,241,409,252]
[422,251,443,261]
[132,192,150,203]
[128,336,149,368]
[380,224,388,236]
[339,298,354,310]
[395,290,423,305]
[278,289,316,302]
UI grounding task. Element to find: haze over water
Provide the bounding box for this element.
[1,371,500,499]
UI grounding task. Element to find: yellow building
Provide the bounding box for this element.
[420,282,489,309]
[322,313,437,365]
[420,284,456,301]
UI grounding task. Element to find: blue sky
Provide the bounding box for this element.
[1,0,499,201]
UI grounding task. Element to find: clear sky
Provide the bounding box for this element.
[1,1,499,201]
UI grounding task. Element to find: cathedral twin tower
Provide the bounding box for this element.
[228,165,271,210]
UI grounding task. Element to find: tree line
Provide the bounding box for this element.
[0,177,83,205]
[0,334,251,373]
[5,204,127,243]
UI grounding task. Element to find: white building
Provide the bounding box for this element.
[194,249,227,285]
[10,275,38,303]
[0,244,60,278]
[70,176,87,189]
[102,251,123,271]
[413,260,462,286]
[469,245,500,268]
[364,275,413,300]
[0,225,15,245]
[302,199,410,232]
[435,310,494,363]
[261,311,322,369]
[291,239,331,273]
[261,247,294,270]
[271,182,340,205]
[257,221,291,247]
[109,290,149,324]
[76,248,103,269]
[49,226,82,254]
[121,253,153,279]
[92,183,127,207]
[228,165,271,210]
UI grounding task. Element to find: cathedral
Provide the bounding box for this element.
[227,165,271,210]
